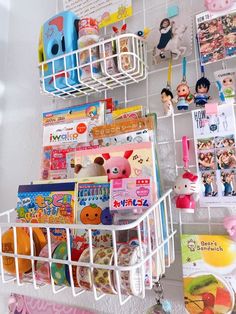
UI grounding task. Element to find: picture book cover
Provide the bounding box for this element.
[196,4,236,65]
[76,182,112,247]
[110,177,152,213]
[16,182,76,225]
[68,142,160,201]
[192,105,236,205]
[181,234,236,314]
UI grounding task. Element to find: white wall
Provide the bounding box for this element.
[0,0,235,313]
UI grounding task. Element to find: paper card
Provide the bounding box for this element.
[181,234,236,314]
[196,4,236,65]
[192,104,236,205]
[205,103,218,116]
[63,0,132,28]
[110,177,152,213]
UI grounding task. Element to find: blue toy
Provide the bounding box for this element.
[38,11,79,94]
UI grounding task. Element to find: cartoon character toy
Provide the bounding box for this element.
[38,11,79,93]
[204,0,234,12]
[175,82,194,110]
[174,171,200,213]
[102,150,133,181]
[195,77,211,107]
[161,88,174,116]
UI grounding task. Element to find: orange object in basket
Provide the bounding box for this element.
[32,228,47,256]
[2,228,32,275]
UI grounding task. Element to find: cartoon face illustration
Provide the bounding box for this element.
[102,151,133,181]
[101,207,112,225]
[80,204,102,224]
[174,172,199,195]
[85,106,98,118]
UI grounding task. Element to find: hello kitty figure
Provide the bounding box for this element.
[204,0,234,12]
[174,171,200,213]
[102,150,133,181]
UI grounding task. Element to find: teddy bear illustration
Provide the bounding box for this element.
[102,151,133,181]
[74,157,106,178]
[174,171,200,213]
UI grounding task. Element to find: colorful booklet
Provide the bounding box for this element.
[112,105,144,121]
[196,4,236,65]
[181,234,236,314]
[67,142,160,201]
[76,183,112,247]
[16,182,76,240]
[110,177,152,213]
[192,104,236,205]
[42,100,106,180]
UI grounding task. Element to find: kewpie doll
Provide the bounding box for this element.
[175,82,194,110]
[195,77,211,107]
[174,171,200,213]
[161,88,174,116]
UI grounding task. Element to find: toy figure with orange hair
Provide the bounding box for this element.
[175,82,194,110]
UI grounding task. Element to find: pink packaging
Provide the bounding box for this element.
[110,177,152,213]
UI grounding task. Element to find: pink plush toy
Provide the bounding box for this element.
[224,216,236,241]
[174,171,200,213]
[204,0,234,12]
[102,150,133,181]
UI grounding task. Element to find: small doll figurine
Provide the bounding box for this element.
[175,82,194,110]
[195,77,211,107]
[161,88,174,116]
[174,171,200,213]
[157,18,174,59]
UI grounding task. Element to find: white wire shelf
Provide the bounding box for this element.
[0,189,175,306]
[38,33,147,99]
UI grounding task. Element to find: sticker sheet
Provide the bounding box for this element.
[192,105,236,205]
[63,0,132,28]
[196,4,236,65]
[181,234,236,314]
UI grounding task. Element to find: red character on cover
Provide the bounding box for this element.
[174,171,200,213]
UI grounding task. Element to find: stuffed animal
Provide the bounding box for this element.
[204,0,234,12]
[174,171,200,213]
[74,157,106,178]
[102,150,133,181]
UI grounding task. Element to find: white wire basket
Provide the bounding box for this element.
[0,189,175,306]
[38,33,148,99]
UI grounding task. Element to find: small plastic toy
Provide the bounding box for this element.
[224,216,236,241]
[204,0,234,12]
[174,137,200,213]
[174,58,194,110]
[38,11,79,93]
[161,59,174,116]
[102,150,133,181]
[195,76,211,107]
[161,88,174,116]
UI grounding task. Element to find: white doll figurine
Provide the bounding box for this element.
[174,171,200,213]
[161,88,174,116]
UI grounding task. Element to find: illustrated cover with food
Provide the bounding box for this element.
[181,234,236,314]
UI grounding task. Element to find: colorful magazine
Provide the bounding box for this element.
[16,182,76,240]
[192,104,236,205]
[181,234,236,314]
[196,4,236,65]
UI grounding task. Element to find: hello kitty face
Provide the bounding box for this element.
[174,172,199,195]
[204,0,233,12]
